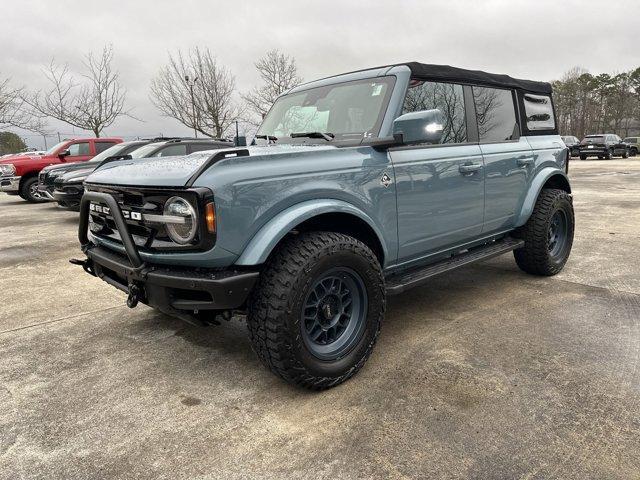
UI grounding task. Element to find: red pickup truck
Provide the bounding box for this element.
[0,137,122,202]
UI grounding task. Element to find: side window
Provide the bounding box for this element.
[402,80,467,144]
[95,142,116,153]
[154,144,187,157]
[67,142,90,156]
[472,87,518,143]
[190,143,220,153]
[522,93,555,131]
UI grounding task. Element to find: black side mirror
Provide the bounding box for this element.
[58,149,70,158]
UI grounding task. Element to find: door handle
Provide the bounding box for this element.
[459,163,482,174]
[517,158,534,167]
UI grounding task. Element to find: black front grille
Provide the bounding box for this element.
[85,184,213,253]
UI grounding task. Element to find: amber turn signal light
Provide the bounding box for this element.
[205,202,216,233]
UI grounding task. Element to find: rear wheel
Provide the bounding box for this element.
[631,148,638,157]
[19,177,46,203]
[604,150,612,159]
[622,149,628,158]
[247,231,385,390]
[580,154,587,160]
[514,188,574,276]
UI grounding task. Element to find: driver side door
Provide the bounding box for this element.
[64,141,93,164]
[391,80,485,266]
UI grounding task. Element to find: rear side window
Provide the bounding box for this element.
[190,143,224,153]
[68,142,91,156]
[154,144,187,157]
[472,87,518,143]
[402,80,467,144]
[95,142,116,153]
[523,93,555,131]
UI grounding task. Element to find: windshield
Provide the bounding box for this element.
[88,143,135,163]
[257,76,395,143]
[129,142,163,158]
[45,141,68,155]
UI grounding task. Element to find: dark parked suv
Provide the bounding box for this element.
[39,140,152,203]
[579,134,628,160]
[561,136,580,157]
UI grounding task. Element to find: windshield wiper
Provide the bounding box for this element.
[255,134,278,142]
[290,132,335,141]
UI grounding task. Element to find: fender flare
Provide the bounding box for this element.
[235,199,388,266]
[514,167,571,227]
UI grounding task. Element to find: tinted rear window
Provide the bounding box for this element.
[583,136,604,143]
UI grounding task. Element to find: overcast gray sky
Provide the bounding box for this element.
[2,0,639,148]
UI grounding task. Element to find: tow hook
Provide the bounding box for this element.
[127,283,143,308]
[69,258,95,276]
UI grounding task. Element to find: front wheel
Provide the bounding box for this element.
[514,188,574,276]
[247,232,385,390]
[579,154,587,160]
[19,177,46,203]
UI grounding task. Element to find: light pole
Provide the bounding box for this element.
[185,74,199,138]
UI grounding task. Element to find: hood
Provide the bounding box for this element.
[43,160,96,175]
[0,154,43,166]
[60,166,96,183]
[86,144,337,187]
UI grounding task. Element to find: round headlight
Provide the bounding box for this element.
[164,196,198,244]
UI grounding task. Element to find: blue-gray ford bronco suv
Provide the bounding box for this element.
[75,62,574,389]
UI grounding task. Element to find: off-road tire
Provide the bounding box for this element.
[247,231,385,390]
[20,177,46,203]
[513,188,574,276]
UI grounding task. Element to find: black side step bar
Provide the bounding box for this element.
[386,237,524,295]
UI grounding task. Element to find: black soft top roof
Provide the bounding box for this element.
[402,62,552,94]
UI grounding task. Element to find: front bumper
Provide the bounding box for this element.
[53,186,83,209]
[77,191,259,317]
[0,176,20,193]
[37,183,55,200]
[83,245,259,314]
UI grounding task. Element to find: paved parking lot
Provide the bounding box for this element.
[1,159,639,479]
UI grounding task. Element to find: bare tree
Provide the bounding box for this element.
[0,76,47,132]
[150,48,242,138]
[243,49,302,124]
[25,45,128,137]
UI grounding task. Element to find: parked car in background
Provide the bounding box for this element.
[51,139,233,210]
[561,136,580,157]
[126,137,234,159]
[0,137,122,202]
[74,62,573,389]
[622,136,638,157]
[39,140,154,207]
[579,134,628,160]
